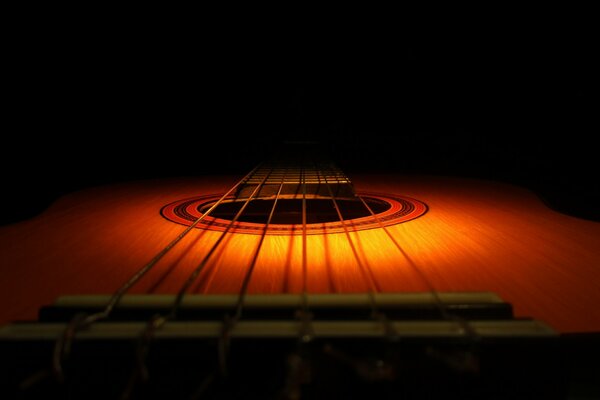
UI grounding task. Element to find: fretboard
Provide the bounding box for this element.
[236,144,355,199]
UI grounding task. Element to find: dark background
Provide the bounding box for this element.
[2,11,598,224]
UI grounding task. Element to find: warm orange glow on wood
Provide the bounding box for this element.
[1,175,599,333]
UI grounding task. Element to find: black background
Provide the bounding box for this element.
[2,9,598,224]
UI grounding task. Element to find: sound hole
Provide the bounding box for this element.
[161,193,427,234]
[200,198,392,224]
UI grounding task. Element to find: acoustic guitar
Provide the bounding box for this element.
[1,142,599,399]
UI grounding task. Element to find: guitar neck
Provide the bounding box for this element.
[237,144,355,199]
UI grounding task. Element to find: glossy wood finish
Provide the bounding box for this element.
[1,174,599,333]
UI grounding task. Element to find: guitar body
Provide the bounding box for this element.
[2,173,599,334]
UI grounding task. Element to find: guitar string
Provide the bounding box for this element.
[315,158,399,339]
[188,158,315,398]
[275,154,316,400]
[94,165,263,323]
[119,165,277,398]
[187,155,316,397]
[47,146,475,393]
[351,181,480,341]
[50,165,263,381]
[52,150,340,341]
[319,157,478,341]
[298,153,313,341]
[165,172,273,320]
[140,166,274,326]
[216,165,289,376]
[221,154,313,341]
[128,155,321,395]
[229,166,288,323]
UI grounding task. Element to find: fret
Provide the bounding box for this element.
[236,152,355,199]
